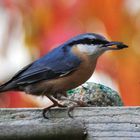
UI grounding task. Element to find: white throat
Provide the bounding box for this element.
[77,44,99,55]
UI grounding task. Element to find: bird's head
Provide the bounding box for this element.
[67,33,128,57]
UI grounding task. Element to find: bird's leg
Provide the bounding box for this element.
[43,95,66,119]
[60,96,88,118]
[42,103,56,119]
[43,92,87,119]
[48,95,65,107]
[67,103,83,118]
[68,100,88,118]
[60,96,88,106]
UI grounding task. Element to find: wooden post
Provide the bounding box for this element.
[0,107,140,140]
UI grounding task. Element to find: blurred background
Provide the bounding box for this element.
[0,0,140,108]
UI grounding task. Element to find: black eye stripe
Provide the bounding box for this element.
[68,38,109,45]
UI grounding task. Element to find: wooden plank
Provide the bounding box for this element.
[0,107,140,140]
[0,108,86,140]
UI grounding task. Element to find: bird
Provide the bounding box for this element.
[0,33,128,118]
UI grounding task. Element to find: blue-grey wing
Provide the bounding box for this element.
[8,45,81,85]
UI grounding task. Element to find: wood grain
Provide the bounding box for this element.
[0,107,140,140]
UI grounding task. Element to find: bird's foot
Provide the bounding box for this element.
[67,100,87,118]
[43,95,87,119]
[60,96,88,118]
[43,104,55,119]
[43,102,66,119]
[67,105,77,118]
[43,95,66,119]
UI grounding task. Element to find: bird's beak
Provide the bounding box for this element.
[103,41,128,50]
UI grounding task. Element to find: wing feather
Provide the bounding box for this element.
[6,45,81,86]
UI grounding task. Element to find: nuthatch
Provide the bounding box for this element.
[0,33,128,118]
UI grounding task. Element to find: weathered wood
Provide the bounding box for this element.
[0,107,140,140]
[0,108,86,140]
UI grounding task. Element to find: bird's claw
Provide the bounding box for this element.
[67,105,77,118]
[68,108,73,118]
[43,101,67,119]
[43,105,54,119]
[42,109,50,119]
[43,105,75,119]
